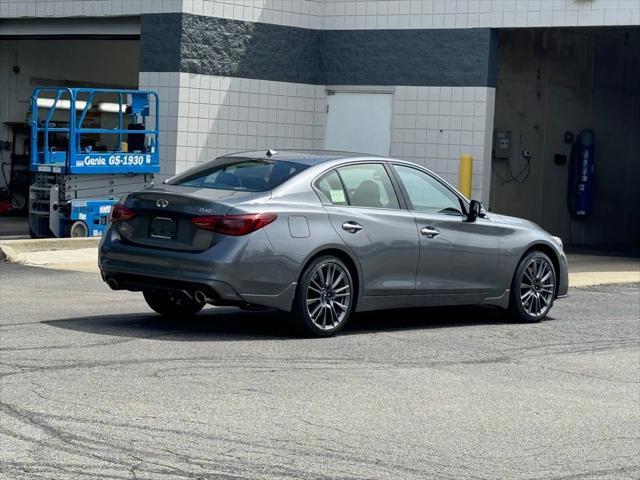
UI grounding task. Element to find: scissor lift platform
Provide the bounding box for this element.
[29,87,160,237]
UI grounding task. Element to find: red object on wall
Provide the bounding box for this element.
[0,200,12,214]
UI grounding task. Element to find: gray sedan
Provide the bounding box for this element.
[99,150,568,337]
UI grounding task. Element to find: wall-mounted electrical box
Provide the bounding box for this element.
[493,130,512,159]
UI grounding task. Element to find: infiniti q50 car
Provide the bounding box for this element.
[99,150,568,337]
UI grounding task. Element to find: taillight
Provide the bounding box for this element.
[110,204,136,222]
[191,213,277,236]
[191,215,223,230]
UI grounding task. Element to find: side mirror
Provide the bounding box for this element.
[466,200,485,222]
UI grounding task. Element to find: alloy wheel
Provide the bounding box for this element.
[520,257,555,317]
[305,262,352,331]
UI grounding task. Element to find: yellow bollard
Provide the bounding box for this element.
[458,154,473,198]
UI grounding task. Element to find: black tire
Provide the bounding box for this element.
[143,290,204,318]
[69,220,89,238]
[290,255,355,337]
[508,251,557,323]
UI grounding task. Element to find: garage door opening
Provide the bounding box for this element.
[0,17,140,222]
[490,27,640,248]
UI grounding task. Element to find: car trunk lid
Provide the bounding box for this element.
[116,185,270,251]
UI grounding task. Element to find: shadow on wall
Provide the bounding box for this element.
[491,27,640,247]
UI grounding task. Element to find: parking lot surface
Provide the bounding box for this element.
[1,263,638,479]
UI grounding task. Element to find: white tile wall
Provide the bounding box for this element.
[0,0,182,17]
[390,86,495,202]
[152,73,495,200]
[167,73,325,174]
[321,0,640,29]
[3,1,637,28]
[184,1,323,28]
[139,71,182,179]
[0,0,324,28]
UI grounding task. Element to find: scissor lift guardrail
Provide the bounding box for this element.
[29,87,160,238]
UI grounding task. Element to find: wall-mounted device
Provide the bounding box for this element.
[554,154,567,165]
[567,129,595,220]
[493,130,512,159]
[564,131,574,144]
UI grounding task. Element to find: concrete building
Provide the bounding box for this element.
[1,0,639,245]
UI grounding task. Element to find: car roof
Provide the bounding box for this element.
[221,149,383,166]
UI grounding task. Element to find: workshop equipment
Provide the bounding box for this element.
[29,87,160,237]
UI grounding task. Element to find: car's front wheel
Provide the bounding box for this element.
[143,290,204,318]
[291,256,355,337]
[509,251,557,322]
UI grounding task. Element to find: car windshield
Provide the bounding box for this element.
[167,158,309,192]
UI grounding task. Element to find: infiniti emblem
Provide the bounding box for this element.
[156,199,169,208]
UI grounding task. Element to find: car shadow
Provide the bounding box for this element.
[45,307,290,342]
[44,304,549,341]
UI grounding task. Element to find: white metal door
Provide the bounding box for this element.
[324,93,392,156]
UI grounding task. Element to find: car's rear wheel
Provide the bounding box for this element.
[291,256,354,337]
[143,290,204,318]
[509,251,557,322]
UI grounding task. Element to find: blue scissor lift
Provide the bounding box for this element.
[29,88,160,237]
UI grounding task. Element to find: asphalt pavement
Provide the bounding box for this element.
[0,216,29,240]
[1,262,639,480]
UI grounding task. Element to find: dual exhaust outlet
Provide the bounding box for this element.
[105,277,214,304]
[193,290,213,304]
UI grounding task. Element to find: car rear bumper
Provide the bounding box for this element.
[100,268,243,303]
[99,228,297,311]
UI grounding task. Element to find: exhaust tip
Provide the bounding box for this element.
[106,278,119,290]
[194,290,208,304]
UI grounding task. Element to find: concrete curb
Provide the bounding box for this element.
[569,272,640,288]
[0,237,100,251]
[0,237,100,263]
[0,244,24,264]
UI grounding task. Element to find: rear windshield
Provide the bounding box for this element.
[167,158,309,192]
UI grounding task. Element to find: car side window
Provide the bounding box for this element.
[337,164,400,209]
[393,164,463,215]
[315,170,348,205]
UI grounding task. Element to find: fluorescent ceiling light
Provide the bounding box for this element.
[98,102,128,113]
[36,98,88,110]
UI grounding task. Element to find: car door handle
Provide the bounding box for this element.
[342,221,364,233]
[420,226,440,238]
